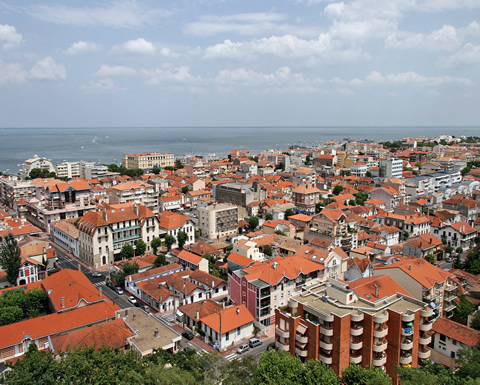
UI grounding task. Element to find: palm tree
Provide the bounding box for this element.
[0,233,21,285]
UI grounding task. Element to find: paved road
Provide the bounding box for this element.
[224,336,275,362]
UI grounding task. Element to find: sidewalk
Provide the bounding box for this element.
[171,323,216,353]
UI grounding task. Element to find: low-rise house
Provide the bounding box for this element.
[199,304,255,351]
[232,238,264,261]
[369,186,401,209]
[178,299,222,330]
[175,250,209,272]
[50,219,79,257]
[402,233,443,259]
[434,221,477,250]
[262,219,295,238]
[158,210,195,249]
[431,317,480,368]
[188,269,228,300]
[344,257,374,281]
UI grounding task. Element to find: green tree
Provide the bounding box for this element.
[150,237,162,255]
[284,209,295,220]
[275,162,285,171]
[182,186,189,194]
[135,240,146,256]
[455,295,474,323]
[119,243,134,260]
[265,212,273,221]
[153,254,167,267]
[332,185,344,195]
[151,166,161,174]
[249,216,259,231]
[110,271,125,287]
[425,254,435,264]
[456,347,480,380]
[177,231,188,249]
[221,355,259,385]
[365,171,372,178]
[175,160,183,169]
[263,244,273,256]
[0,305,23,326]
[256,350,304,385]
[456,247,464,255]
[164,234,176,252]
[396,361,457,385]
[354,192,369,205]
[122,261,139,276]
[348,199,356,206]
[164,166,175,171]
[28,168,56,179]
[341,364,392,385]
[302,360,340,385]
[445,245,454,257]
[0,233,21,285]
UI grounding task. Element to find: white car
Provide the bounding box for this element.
[128,296,137,304]
[91,271,102,277]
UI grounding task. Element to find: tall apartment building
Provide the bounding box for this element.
[122,153,174,171]
[292,184,321,215]
[379,158,403,179]
[198,203,238,241]
[76,203,159,267]
[275,276,433,384]
[215,182,266,208]
[55,161,96,179]
[0,177,35,208]
[229,256,325,332]
[108,181,158,213]
[19,156,55,179]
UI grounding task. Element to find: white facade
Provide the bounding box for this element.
[379,158,403,178]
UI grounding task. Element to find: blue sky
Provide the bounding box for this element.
[1,0,479,127]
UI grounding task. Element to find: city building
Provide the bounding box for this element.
[19,156,55,179]
[379,158,403,179]
[292,184,321,215]
[0,177,36,209]
[108,181,158,213]
[158,210,195,249]
[198,203,238,241]
[275,276,432,384]
[55,161,96,179]
[122,152,174,171]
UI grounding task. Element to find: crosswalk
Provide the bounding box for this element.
[224,352,239,361]
[94,281,105,288]
[158,312,176,323]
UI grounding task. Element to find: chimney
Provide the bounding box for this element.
[236,308,240,315]
[409,264,412,271]
[154,328,159,338]
[196,310,199,320]
[125,309,128,316]
[61,296,65,309]
[374,284,378,299]
[78,264,81,271]
[132,314,136,321]
[99,288,102,298]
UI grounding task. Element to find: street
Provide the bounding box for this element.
[223,337,275,362]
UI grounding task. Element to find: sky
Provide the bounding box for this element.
[0,0,480,128]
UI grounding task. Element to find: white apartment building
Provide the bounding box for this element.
[122,152,174,171]
[0,176,35,208]
[198,203,238,241]
[19,156,55,179]
[55,161,96,179]
[76,203,159,267]
[405,171,463,198]
[379,158,403,178]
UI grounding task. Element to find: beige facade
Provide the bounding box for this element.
[0,177,35,208]
[108,182,158,213]
[198,203,238,241]
[122,153,174,171]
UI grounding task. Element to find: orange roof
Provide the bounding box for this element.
[376,258,453,289]
[351,275,413,300]
[287,213,313,222]
[51,318,134,352]
[127,263,182,282]
[200,304,254,334]
[179,299,222,321]
[158,210,191,230]
[450,221,476,235]
[227,252,254,268]
[0,301,117,349]
[177,249,204,265]
[292,184,320,194]
[432,317,480,347]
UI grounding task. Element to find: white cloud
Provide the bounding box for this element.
[64,41,102,55]
[29,57,66,80]
[30,1,172,28]
[83,78,119,92]
[95,65,136,77]
[111,38,156,55]
[442,43,480,66]
[339,87,354,95]
[365,70,471,86]
[386,24,460,51]
[0,59,27,85]
[203,34,363,63]
[0,24,23,49]
[143,66,197,85]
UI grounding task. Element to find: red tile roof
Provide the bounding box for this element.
[200,304,254,334]
[351,275,413,300]
[433,317,480,347]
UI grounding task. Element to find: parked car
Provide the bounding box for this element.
[128,296,137,304]
[91,271,102,277]
[182,331,194,340]
[106,281,114,290]
[142,305,150,312]
[237,344,250,354]
[115,286,124,295]
[266,342,276,351]
[249,337,262,348]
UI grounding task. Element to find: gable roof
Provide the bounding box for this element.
[200,304,254,334]
[432,317,480,347]
[351,275,413,300]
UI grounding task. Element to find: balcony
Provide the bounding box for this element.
[113,224,140,232]
[443,302,456,312]
[372,354,387,367]
[418,348,431,360]
[445,283,458,292]
[421,308,434,318]
[295,346,308,357]
[276,328,290,339]
[400,354,413,365]
[402,313,415,322]
[373,340,388,352]
[296,334,308,344]
[350,354,362,364]
[351,325,364,336]
[374,325,388,338]
[350,340,363,350]
[374,312,389,324]
[351,312,364,322]
[444,292,457,302]
[319,340,333,351]
[319,352,333,365]
[276,340,289,352]
[400,340,413,350]
[320,325,334,336]
[419,334,432,345]
[420,321,432,332]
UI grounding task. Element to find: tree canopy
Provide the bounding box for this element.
[0,233,22,285]
[164,234,176,252]
[0,288,47,326]
[248,216,259,231]
[135,240,147,256]
[28,168,56,179]
[177,231,188,249]
[150,237,162,255]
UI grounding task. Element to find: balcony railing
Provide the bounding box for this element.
[374,325,388,338]
[276,328,289,339]
[418,348,431,360]
[400,354,412,365]
[320,325,334,336]
[350,353,362,364]
[276,340,289,352]
[373,340,388,352]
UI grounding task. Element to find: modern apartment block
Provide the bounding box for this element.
[55,161,95,179]
[198,203,238,241]
[291,184,321,215]
[0,177,35,208]
[108,181,158,213]
[122,152,174,171]
[275,276,433,384]
[379,158,403,179]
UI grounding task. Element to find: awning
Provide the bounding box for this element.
[176,310,183,317]
[297,323,307,335]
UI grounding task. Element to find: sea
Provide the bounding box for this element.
[0,126,478,175]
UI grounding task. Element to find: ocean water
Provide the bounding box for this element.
[0,126,478,174]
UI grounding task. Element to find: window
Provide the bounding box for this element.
[237,327,241,336]
[439,334,446,343]
[226,331,229,341]
[450,351,456,359]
